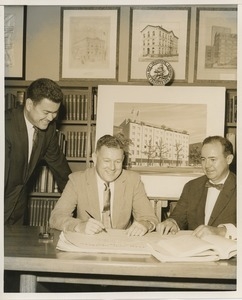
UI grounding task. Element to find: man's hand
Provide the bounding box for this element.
[126,221,148,236]
[192,225,226,238]
[156,218,179,235]
[74,218,106,235]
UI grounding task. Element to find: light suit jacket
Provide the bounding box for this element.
[170,172,236,230]
[5,107,71,224]
[49,168,159,231]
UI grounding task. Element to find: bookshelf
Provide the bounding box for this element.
[225,89,237,174]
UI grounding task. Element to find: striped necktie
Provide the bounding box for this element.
[30,126,39,158]
[102,182,112,228]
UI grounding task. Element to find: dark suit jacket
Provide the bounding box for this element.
[170,172,236,230]
[5,107,71,224]
[49,168,159,231]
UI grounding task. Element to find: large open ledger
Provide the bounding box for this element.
[56,229,236,262]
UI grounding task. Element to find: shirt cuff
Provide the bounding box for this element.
[218,223,237,240]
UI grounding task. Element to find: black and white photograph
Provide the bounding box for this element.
[1,1,240,299]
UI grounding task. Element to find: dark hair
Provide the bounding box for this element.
[26,78,63,104]
[202,136,233,156]
[96,134,130,152]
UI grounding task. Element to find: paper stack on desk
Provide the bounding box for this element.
[147,233,237,262]
[56,229,237,262]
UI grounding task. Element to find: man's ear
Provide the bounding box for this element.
[226,154,234,165]
[92,152,97,166]
[25,98,33,112]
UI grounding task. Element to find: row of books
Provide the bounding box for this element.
[28,197,58,227]
[5,91,25,110]
[226,95,237,123]
[32,165,59,193]
[66,131,88,158]
[62,93,88,121]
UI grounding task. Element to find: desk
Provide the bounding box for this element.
[4,226,236,292]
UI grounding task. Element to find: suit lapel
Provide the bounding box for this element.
[15,109,29,181]
[196,184,208,225]
[86,168,102,221]
[208,173,235,225]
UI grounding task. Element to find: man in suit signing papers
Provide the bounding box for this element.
[50,134,158,236]
[156,136,236,240]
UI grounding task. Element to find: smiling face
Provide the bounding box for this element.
[92,145,124,183]
[201,141,233,183]
[25,98,60,130]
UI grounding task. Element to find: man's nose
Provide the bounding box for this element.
[47,113,55,121]
[109,161,115,170]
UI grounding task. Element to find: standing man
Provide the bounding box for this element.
[50,134,158,236]
[156,136,236,240]
[5,78,72,225]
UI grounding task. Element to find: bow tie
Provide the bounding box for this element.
[205,181,224,191]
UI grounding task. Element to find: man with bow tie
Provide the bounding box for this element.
[156,136,236,240]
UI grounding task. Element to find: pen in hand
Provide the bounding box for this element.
[85,210,108,233]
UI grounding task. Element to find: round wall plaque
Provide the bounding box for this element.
[146,59,174,86]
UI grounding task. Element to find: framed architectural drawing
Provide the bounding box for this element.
[4,6,26,79]
[195,7,237,82]
[60,7,119,80]
[96,85,225,176]
[129,7,191,82]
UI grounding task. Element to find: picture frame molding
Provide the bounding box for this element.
[128,6,191,83]
[194,6,237,83]
[96,85,225,176]
[4,6,26,80]
[60,6,120,81]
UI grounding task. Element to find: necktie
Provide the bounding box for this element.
[102,182,112,229]
[31,126,39,157]
[205,181,223,191]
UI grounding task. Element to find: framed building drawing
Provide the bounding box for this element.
[129,7,191,82]
[96,85,225,177]
[60,7,119,80]
[195,7,237,82]
[4,6,26,79]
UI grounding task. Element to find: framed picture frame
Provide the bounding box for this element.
[60,7,119,80]
[96,85,225,177]
[4,6,26,79]
[129,7,191,83]
[195,7,237,83]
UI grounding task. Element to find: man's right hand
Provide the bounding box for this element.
[74,218,105,234]
[156,218,179,235]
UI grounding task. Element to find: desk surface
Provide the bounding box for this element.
[4,225,236,281]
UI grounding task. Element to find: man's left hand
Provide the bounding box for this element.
[126,221,148,236]
[192,224,226,238]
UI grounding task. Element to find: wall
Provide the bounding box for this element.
[26,6,131,82]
